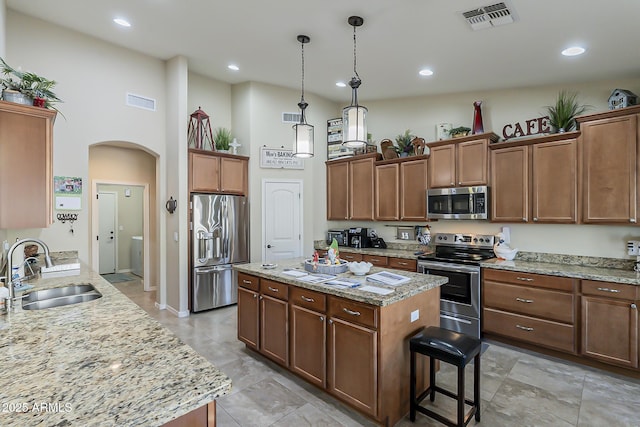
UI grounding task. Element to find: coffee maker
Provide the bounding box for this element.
[347,227,371,248]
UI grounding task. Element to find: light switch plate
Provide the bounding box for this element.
[410,309,419,322]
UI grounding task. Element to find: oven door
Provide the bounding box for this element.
[417,260,480,320]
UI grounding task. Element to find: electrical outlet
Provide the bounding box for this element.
[410,309,419,322]
[627,240,639,256]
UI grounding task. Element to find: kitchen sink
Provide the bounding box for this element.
[21,283,102,310]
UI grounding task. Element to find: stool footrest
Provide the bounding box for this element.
[413,404,477,427]
[426,385,476,407]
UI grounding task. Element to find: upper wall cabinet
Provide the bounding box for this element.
[577,106,640,224]
[0,101,56,229]
[327,153,381,221]
[374,156,429,221]
[490,132,579,223]
[427,132,499,188]
[189,149,248,195]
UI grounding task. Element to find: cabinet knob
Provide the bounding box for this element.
[329,319,333,324]
[631,218,637,223]
[458,182,462,185]
[319,316,324,321]
[522,217,527,221]
[253,294,257,299]
[259,295,263,300]
[632,303,637,310]
[533,217,538,222]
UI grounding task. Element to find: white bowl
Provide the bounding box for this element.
[348,261,372,276]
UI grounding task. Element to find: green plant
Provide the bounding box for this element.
[0,57,62,110]
[395,129,415,154]
[213,127,232,151]
[545,90,590,132]
[447,126,471,136]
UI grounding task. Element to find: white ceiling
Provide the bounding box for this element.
[6,0,640,102]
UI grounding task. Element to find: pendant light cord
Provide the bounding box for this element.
[300,41,305,103]
[353,25,360,81]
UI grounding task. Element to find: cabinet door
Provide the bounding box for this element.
[327,317,378,417]
[429,144,456,188]
[0,103,56,228]
[400,159,428,220]
[237,287,259,350]
[327,161,349,220]
[290,305,326,388]
[491,146,529,222]
[532,138,578,223]
[350,157,376,220]
[581,296,638,368]
[220,157,247,195]
[375,163,399,220]
[190,152,220,192]
[581,114,638,224]
[260,294,289,367]
[457,139,488,186]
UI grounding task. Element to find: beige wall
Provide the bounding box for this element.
[89,145,158,286]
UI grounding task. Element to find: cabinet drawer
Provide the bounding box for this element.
[260,279,289,301]
[340,252,363,262]
[329,297,378,329]
[581,280,639,301]
[483,268,576,292]
[388,257,417,272]
[363,254,388,266]
[483,308,576,353]
[238,273,260,292]
[484,282,575,324]
[290,287,327,313]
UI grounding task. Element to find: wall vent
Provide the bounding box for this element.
[282,112,302,124]
[462,2,514,30]
[126,93,156,111]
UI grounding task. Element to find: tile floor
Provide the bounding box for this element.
[114,280,640,427]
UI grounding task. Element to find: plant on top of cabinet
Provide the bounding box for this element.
[545,90,590,133]
[0,57,62,111]
[395,129,415,156]
[213,127,232,152]
[447,126,471,138]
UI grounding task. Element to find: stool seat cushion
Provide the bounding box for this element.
[410,326,482,367]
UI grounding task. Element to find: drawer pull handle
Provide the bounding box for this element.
[399,262,407,265]
[301,295,315,303]
[516,297,534,303]
[596,287,620,293]
[242,280,252,284]
[516,324,534,332]
[343,308,361,316]
[267,286,279,292]
[516,277,534,282]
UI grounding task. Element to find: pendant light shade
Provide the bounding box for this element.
[342,16,367,148]
[293,34,314,158]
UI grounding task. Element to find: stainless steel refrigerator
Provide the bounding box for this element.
[191,194,249,312]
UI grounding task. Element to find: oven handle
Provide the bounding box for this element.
[418,260,480,274]
[441,314,472,325]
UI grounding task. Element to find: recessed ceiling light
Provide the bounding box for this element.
[561,46,585,56]
[228,64,239,71]
[113,18,131,27]
[419,68,434,77]
[336,82,347,88]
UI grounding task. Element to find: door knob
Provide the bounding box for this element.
[267,244,272,248]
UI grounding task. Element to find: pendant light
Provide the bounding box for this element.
[293,34,314,158]
[342,16,368,148]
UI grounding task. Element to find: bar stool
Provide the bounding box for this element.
[409,326,482,427]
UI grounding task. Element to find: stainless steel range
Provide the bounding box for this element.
[417,233,495,339]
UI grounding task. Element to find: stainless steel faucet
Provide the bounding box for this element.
[3,238,53,306]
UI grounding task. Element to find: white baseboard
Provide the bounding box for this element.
[117,268,133,273]
[166,304,190,317]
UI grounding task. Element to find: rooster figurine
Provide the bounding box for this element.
[494,232,519,260]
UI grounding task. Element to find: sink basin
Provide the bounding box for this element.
[21,283,102,310]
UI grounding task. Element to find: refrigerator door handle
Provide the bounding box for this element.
[196,265,232,274]
[197,230,214,263]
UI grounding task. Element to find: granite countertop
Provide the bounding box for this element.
[0,261,231,427]
[234,258,447,306]
[312,241,430,261]
[481,258,640,286]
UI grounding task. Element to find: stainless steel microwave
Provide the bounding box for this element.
[427,186,489,220]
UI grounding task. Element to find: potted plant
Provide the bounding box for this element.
[0,57,62,110]
[545,90,590,133]
[395,129,415,157]
[213,127,233,152]
[447,126,471,138]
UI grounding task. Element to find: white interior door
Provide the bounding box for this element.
[98,191,117,274]
[263,180,303,263]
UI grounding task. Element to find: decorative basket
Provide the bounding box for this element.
[304,259,349,274]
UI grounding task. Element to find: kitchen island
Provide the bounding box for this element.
[0,261,231,427]
[234,258,447,427]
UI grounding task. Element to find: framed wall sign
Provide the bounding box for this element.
[260,146,304,169]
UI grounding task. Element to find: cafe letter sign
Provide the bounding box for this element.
[502,115,551,140]
[260,146,304,169]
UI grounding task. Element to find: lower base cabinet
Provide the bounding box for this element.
[290,302,326,388]
[162,401,216,427]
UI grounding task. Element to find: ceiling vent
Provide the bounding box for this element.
[282,112,302,124]
[462,2,514,30]
[126,93,156,111]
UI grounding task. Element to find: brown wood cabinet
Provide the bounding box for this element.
[581,280,639,369]
[428,133,498,188]
[237,273,260,350]
[374,156,429,221]
[339,251,363,262]
[259,279,289,367]
[0,101,56,229]
[363,254,388,267]
[577,106,640,224]
[374,163,399,220]
[388,257,417,272]
[327,153,380,220]
[290,287,327,388]
[483,269,578,353]
[489,133,579,223]
[162,402,216,427]
[189,149,248,195]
